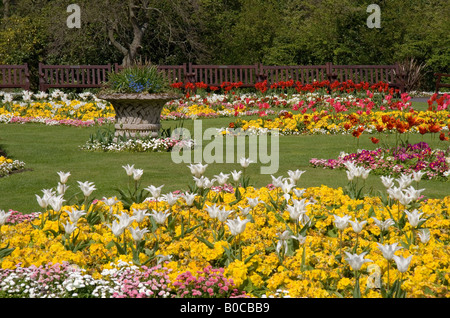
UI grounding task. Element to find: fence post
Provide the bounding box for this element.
[38,63,46,92]
[181,63,186,83]
[394,62,406,93]
[326,62,333,82]
[256,63,266,83]
[184,62,195,83]
[24,63,31,91]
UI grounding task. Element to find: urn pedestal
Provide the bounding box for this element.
[98,93,178,141]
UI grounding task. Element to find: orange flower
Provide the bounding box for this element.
[439,132,449,141]
[428,123,441,133]
[418,126,428,135]
[376,124,384,133]
[370,137,380,144]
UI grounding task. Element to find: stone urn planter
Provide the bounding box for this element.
[97,93,179,140]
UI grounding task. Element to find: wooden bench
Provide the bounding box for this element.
[38,63,113,91]
[186,64,260,88]
[434,73,450,94]
[258,64,328,85]
[0,64,31,91]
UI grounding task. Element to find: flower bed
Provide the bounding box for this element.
[222,109,450,136]
[2,88,447,125]
[1,164,450,298]
[0,155,26,177]
[310,142,450,180]
[0,90,115,126]
[80,136,195,153]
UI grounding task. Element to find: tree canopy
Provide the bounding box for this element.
[0,0,448,90]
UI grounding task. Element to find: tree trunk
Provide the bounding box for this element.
[107,0,148,68]
[3,0,10,18]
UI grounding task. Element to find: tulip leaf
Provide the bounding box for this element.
[196,236,215,249]
[353,274,361,298]
[0,243,15,260]
[327,227,338,238]
[244,250,259,264]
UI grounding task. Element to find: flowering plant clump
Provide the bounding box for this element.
[0,260,246,298]
[0,155,26,177]
[102,64,171,94]
[0,210,39,225]
[310,142,450,180]
[80,136,195,153]
[173,266,249,298]
[1,164,450,298]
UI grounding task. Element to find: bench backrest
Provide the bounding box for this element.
[38,63,112,91]
[0,64,30,91]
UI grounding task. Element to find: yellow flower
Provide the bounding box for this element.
[224,259,248,288]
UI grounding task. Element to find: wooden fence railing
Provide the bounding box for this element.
[0,64,30,91]
[0,62,422,93]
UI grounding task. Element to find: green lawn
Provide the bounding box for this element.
[1,103,448,213]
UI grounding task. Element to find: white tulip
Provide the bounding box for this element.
[381,176,395,188]
[405,209,426,228]
[371,217,395,231]
[188,163,208,177]
[132,169,144,181]
[226,217,251,236]
[270,175,283,188]
[183,192,197,206]
[417,229,431,243]
[66,208,86,224]
[287,169,306,183]
[231,170,242,182]
[393,255,413,273]
[36,194,49,209]
[0,210,13,225]
[217,206,233,222]
[151,209,171,225]
[57,182,69,196]
[214,172,230,186]
[238,206,251,216]
[57,171,71,184]
[129,226,150,242]
[239,157,253,168]
[411,170,426,182]
[247,197,261,208]
[162,192,179,206]
[132,208,150,223]
[344,251,372,271]
[145,185,164,199]
[349,219,367,233]
[48,194,65,212]
[62,221,77,235]
[396,173,413,189]
[333,214,351,231]
[122,164,135,176]
[205,204,220,219]
[377,242,403,260]
[78,181,96,197]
